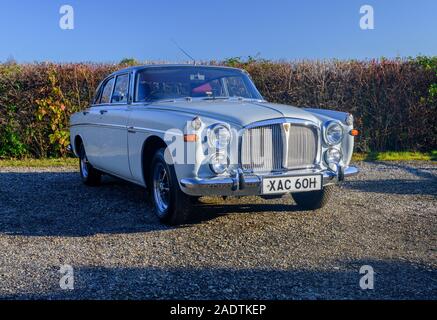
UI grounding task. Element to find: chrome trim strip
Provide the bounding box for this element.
[70,123,182,135]
[70,123,126,130]
[282,123,290,168]
[243,117,320,130]
[131,126,183,135]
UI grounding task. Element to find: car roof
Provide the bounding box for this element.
[109,64,244,77]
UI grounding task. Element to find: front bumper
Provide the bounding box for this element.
[180,166,359,196]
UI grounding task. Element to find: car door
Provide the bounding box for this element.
[83,76,114,167]
[87,73,132,179]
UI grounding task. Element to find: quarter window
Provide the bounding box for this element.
[100,77,115,104]
[111,74,129,103]
[93,86,102,104]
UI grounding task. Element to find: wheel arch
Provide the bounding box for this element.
[73,134,85,157]
[141,135,168,189]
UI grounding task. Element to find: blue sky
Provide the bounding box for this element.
[0,0,436,62]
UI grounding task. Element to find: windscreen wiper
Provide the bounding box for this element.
[201,96,230,101]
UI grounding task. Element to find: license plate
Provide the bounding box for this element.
[262,175,322,194]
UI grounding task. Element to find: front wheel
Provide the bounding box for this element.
[292,185,334,210]
[150,148,194,225]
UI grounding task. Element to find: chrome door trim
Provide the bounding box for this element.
[70,123,127,130]
[71,122,183,136]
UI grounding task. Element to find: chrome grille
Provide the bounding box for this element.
[241,121,319,172]
[241,124,283,172]
[286,125,318,169]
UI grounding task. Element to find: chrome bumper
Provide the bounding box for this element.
[180,166,359,196]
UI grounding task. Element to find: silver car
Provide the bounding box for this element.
[70,65,358,225]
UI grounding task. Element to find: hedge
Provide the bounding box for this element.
[0,57,436,158]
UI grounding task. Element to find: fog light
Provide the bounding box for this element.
[325,148,342,164]
[209,153,229,174]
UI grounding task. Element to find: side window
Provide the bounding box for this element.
[111,74,129,103]
[100,77,115,104]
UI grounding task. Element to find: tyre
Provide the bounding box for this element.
[149,148,194,225]
[190,196,201,204]
[78,143,101,186]
[292,185,334,210]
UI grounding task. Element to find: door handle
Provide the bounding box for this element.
[82,111,89,115]
[128,126,136,133]
[100,110,108,115]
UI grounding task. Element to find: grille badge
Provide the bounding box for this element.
[283,123,290,132]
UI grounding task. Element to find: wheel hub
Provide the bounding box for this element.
[80,156,89,178]
[153,163,170,215]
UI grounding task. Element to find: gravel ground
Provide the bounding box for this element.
[0,161,436,300]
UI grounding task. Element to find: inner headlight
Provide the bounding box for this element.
[324,148,342,164]
[324,121,344,145]
[209,152,229,174]
[207,124,231,149]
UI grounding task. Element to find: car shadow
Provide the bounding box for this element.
[0,171,165,237]
[343,179,437,196]
[343,161,437,196]
[375,161,437,181]
[0,171,304,237]
[188,198,306,224]
[2,259,436,300]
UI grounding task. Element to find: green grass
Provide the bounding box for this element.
[0,157,77,167]
[353,151,437,162]
[0,151,435,168]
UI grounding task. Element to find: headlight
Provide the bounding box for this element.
[324,121,344,145]
[207,124,231,149]
[209,152,229,174]
[324,148,342,164]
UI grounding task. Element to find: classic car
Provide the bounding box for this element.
[69,65,359,225]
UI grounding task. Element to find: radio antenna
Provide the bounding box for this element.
[171,39,196,65]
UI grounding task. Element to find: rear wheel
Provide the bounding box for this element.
[292,185,334,210]
[78,143,101,186]
[150,148,194,225]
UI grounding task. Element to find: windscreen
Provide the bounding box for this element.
[135,66,263,102]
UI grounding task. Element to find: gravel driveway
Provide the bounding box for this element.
[0,161,436,300]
